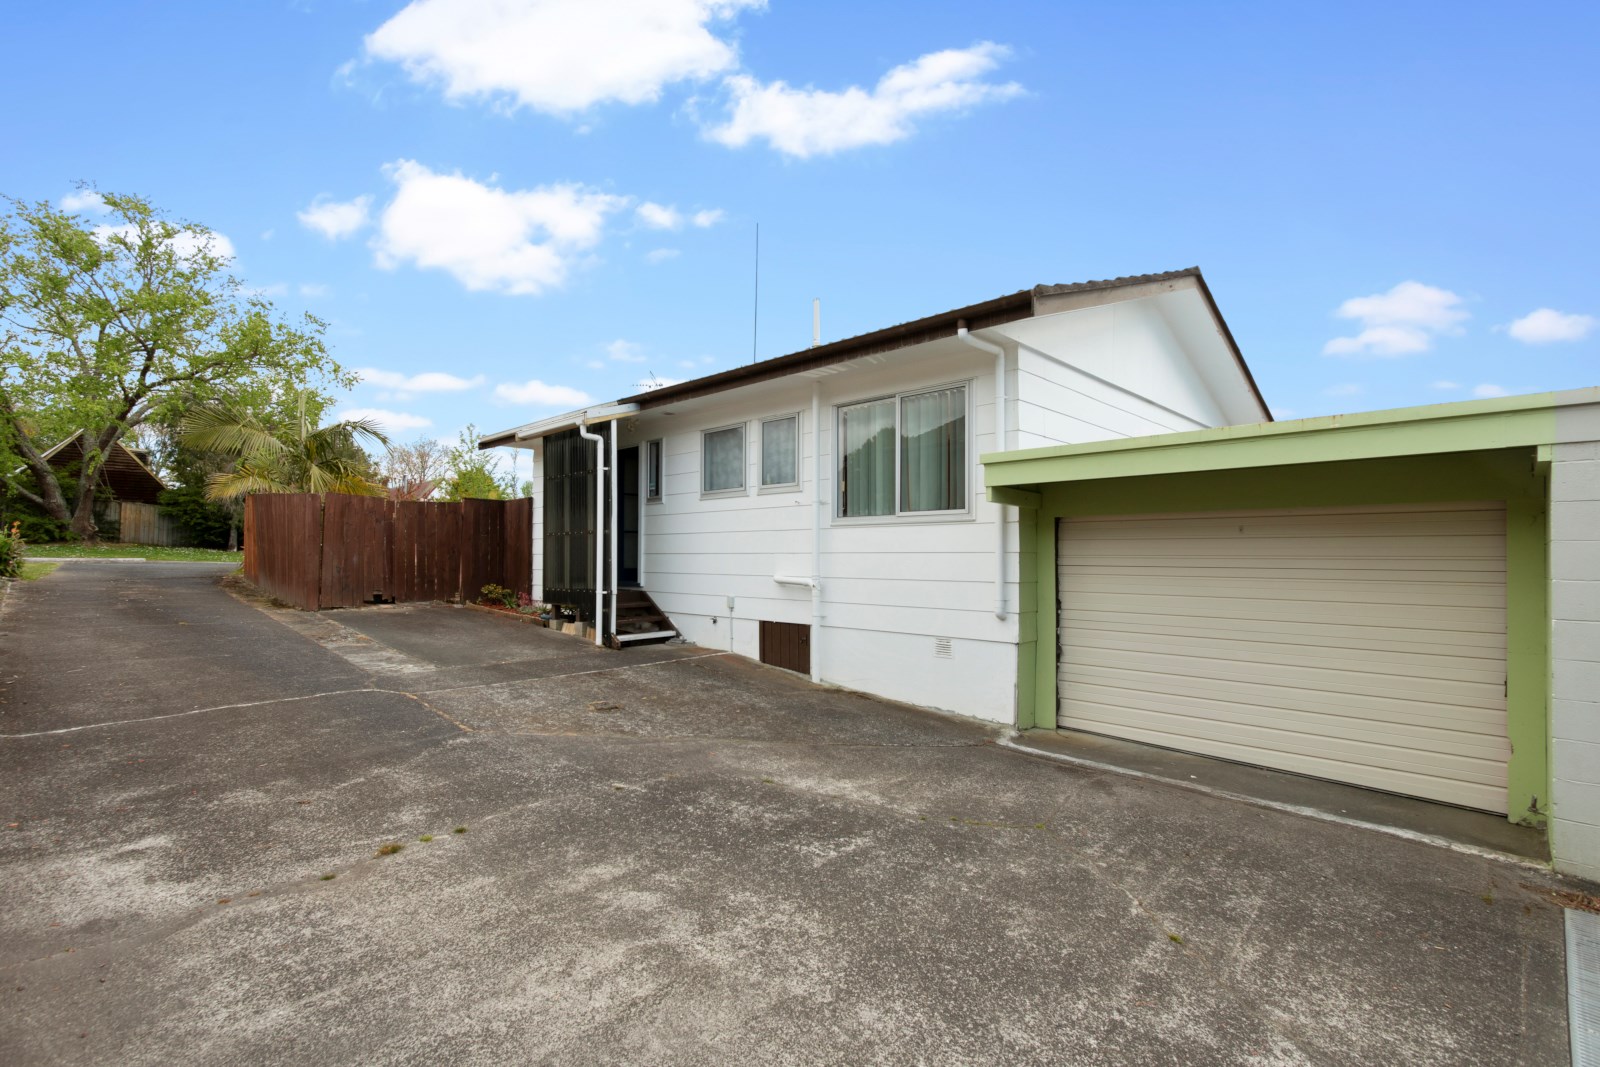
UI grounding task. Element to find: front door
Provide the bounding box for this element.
[618,446,640,586]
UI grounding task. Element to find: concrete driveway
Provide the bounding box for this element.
[0,563,1574,1065]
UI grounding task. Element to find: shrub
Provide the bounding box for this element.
[0,522,26,579]
[479,583,517,608]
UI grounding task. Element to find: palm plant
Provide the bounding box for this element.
[179,391,389,501]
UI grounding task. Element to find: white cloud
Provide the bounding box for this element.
[706,42,1023,158]
[61,190,108,214]
[93,224,236,261]
[245,282,290,298]
[645,247,681,264]
[362,0,762,114]
[607,339,647,363]
[494,379,595,406]
[298,194,373,240]
[299,282,330,298]
[372,159,628,295]
[261,229,275,241]
[358,368,486,393]
[690,208,724,227]
[1473,384,1509,398]
[636,202,683,230]
[339,407,433,432]
[1322,383,1365,397]
[1429,380,1461,390]
[1323,281,1468,357]
[1506,307,1596,344]
[584,359,606,370]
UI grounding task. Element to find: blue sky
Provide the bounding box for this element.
[7,0,1597,476]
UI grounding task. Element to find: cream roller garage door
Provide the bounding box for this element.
[1057,503,1509,812]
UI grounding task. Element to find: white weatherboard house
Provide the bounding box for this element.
[480,268,1269,720]
[482,267,1600,880]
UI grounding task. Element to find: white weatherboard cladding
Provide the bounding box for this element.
[1056,503,1510,812]
[1001,300,1228,449]
[618,345,1020,722]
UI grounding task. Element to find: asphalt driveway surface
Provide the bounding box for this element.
[0,563,1574,1065]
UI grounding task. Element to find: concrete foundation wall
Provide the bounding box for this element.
[1550,438,1600,882]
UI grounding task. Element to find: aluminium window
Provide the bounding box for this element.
[837,383,967,518]
[645,439,663,502]
[701,423,746,494]
[760,414,799,488]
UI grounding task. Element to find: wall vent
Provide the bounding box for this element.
[933,637,953,659]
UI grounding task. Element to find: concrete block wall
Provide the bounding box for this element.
[1551,438,1600,883]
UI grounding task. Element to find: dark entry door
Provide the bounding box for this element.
[618,446,640,586]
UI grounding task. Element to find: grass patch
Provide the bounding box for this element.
[16,561,60,580]
[320,873,336,881]
[418,834,433,842]
[25,543,243,563]
[453,826,468,834]
[375,843,404,857]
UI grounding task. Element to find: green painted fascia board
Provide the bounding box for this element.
[988,486,1042,508]
[983,395,1561,488]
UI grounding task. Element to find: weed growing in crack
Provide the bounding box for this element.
[419,834,433,842]
[453,826,468,834]
[375,843,404,857]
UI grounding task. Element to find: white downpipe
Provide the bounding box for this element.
[810,380,824,683]
[956,324,1009,621]
[609,425,619,640]
[576,416,605,647]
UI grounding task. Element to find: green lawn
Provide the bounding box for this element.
[25,543,243,563]
[17,561,61,580]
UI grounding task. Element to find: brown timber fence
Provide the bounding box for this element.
[244,493,532,611]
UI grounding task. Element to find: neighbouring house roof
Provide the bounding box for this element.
[980,387,1600,497]
[480,267,1266,450]
[31,430,168,505]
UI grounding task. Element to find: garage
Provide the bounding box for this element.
[1056,502,1510,812]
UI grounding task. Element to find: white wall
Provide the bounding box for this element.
[620,343,1021,724]
[999,301,1228,449]
[1550,429,1600,881]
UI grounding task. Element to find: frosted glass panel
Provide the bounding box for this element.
[761,416,797,486]
[702,426,744,493]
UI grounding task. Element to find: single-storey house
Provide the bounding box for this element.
[480,268,1599,879]
[982,388,1600,880]
[481,267,1268,716]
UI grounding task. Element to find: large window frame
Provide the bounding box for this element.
[835,381,971,522]
[758,412,801,492]
[700,422,748,497]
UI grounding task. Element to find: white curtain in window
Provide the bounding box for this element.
[900,385,966,512]
[839,399,895,516]
[762,416,797,486]
[703,426,744,492]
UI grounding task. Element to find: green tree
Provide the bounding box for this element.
[0,189,349,540]
[439,424,516,501]
[179,390,388,500]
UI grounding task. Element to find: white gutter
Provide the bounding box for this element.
[810,380,824,682]
[955,324,1009,621]
[484,401,639,447]
[774,575,817,588]
[576,415,606,647]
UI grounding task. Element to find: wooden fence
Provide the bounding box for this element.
[245,493,532,611]
[116,501,188,547]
